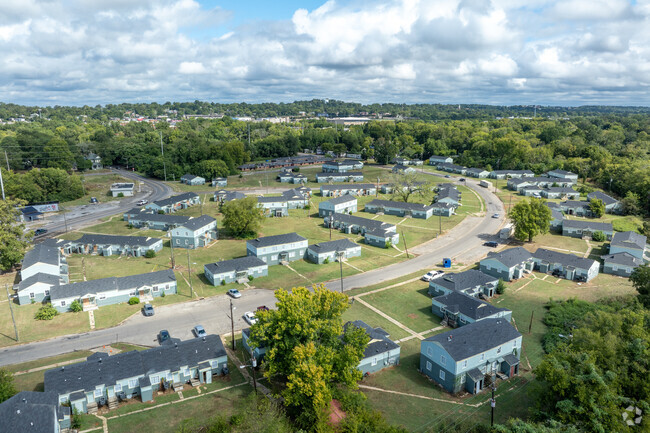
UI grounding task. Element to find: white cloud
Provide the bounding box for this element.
[179,61,207,74]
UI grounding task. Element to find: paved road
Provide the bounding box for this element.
[0,170,505,366]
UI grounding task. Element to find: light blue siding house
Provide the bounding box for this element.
[394,157,423,166]
[316,172,364,183]
[532,248,599,282]
[489,170,534,179]
[465,168,490,178]
[601,253,643,277]
[306,239,361,264]
[587,191,623,214]
[170,215,218,248]
[246,233,308,265]
[546,169,578,183]
[562,220,613,240]
[436,184,461,207]
[212,177,227,187]
[180,174,206,185]
[204,256,268,285]
[110,183,134,197]
[345,320,400,374]
[281,188,310,209]
[277,169,308,184]
[123,209,191,231]
[242,328,267,363]
[214,190,246,203]
[392,164,415,174]
[145,192,200,213]
[319,195,358,217]
[479,247,534,281]
[432,292,512,328]
[16,243,69,305]
[364,199,434,219]
[15,273,61,305]
[609,231,647,260]
[322,161,357,173]
[44,335,228,414]
[559,200,591,217]
[428,270,498,298]
[50,269,177,312]
[66,234,163,256]
[324,213,399,248]
[320,183,377,197]
[257,196,289,217]
[420,319,522,394]
[428,155,453,166]
[540,187,580,200]
[546,203,564,230]
[431,202,456,217]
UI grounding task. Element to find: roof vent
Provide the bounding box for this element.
[16,410,20,414]
[175,342,178,348]
[98,358,102,363]
[447,335,453,341]
[61,366,65,371]
[202,337,206,342]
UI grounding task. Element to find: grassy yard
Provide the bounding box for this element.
[341,302,411,341]
[62,173,136,207]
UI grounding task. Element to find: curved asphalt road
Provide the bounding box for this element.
[0,170,505,366]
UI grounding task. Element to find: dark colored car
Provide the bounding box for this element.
[90,197,98,204]
[158,330,170,343]
[257,306,269,312]
[143,303,154,316]
[483,241,499,248]
[34,228,48,236]
[459,178,466,182]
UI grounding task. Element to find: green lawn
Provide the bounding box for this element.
[62,173,136,206]
[341,302,411,341]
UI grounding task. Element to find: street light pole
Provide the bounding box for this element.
[339,253,344,293]
[160,131,167,182]
[230,298,235,351]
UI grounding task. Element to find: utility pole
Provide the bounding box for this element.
[200,197,203,216]
[329,216,332,240]
[160,131,167,182]
[339,254,344,293]
[401,231,409,258]
[5,285,18,341]
[490,383,496,427]
[439,214,442,236]
[186,249,194,297]
[4,150,9,171]
[508,194,512,214]
[251,356,257,392]
[170,241,175,269]
[528,310,534,334]
[230,298,235,350]
[0,166,5,200]
[62,206,68,233]
[376,177,380,197]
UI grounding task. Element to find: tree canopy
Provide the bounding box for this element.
[0,198,32,271]
[589,198,605,218]
[221,197,265,238]
[631,265,650,308]
[509,198,552,242]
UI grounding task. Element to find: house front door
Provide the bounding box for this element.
[476,380,482,393]
[510,365,515,377]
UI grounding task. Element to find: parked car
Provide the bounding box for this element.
[158,330,171,343]
[483,241,499,248]
[193,325,207,338]
[444,175,451,178]
[34,228,48,236]
[492,213,500,219]
[137,199,148,206]
[90,197,98,204]
[243,311,257,325]
[228,288,242,299]
[143,303,154,316]
[421,270,444,281]
[257,305,269,312]
[459,178,466,182]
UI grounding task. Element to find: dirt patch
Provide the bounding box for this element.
[407,313,418,319]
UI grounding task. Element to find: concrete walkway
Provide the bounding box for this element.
[354,297,424,340]
[357,384,480,407]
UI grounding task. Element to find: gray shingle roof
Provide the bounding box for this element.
[544,187,577,193]
[432,270,497,292]
[257,196,288,204]
[0,391,64,433]
[465,168,488,175]
[44,335,226,395]
[491,170,534,176]
[560,200,590,209]
[323,195,357,206]
[345,320,399,358]
[50,269,175,301]
[181,174,202,181]
[22,244,60,269]
[392,164,410,171]
[562,219,613,232]
[366,199,432,212]
[205,256,267,275]
[308,239,358,254]
[601,252,643,267]
[17,272,61,292]
[433,292,510,320]
[247,233,306,248]
[327,213,396,232]
[316,171,363,178]
[425,318,521,360]
[321,183,376,191]
[587,191,619,206]
[215,191,246,202]
[611,231,647,250]
[179,215,216,231]
[548,169,576,176]
[483,247,532,268]
[532,248,598,270]
[151,192,199,208]
[74,234,162,248]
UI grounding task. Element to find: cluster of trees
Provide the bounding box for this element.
[2,168,84,203]
[0,198,32,271]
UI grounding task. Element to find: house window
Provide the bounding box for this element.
[271,255,278,261]
[513,340,518,349]
[29,292,35,299]
[426,347,433,357]
[181,367,189,376]
[94,388,103,398]
[128,379,139,388]
[98,294,106,300]
[185,240,189,245]
[176,239,181,244]
[129,291,136,297]
[114,383,122,393]
[371,357,377,366]
[480,353,485,361]
[153,286,159,293]
[45,290,50,296]
[150,375,159,384]
[463,360,468,369]
[426,361,432,371]
[61,301,66,307]
[167,373,173,381]
[439,370,446,380]
[460,374,466,384]
[440,355,446,366]
[497,347,502,354]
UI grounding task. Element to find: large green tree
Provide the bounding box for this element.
[509,198,552,242]
[0,368,16,403]
[386,171,432,203]
[0,198,32,271]
[221,196,265,238]
[589,198,605,218]
[630,265,650,308]
[248,285,368,429]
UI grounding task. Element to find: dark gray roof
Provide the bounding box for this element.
[0,391,63,433]
[432,270,497,292]
[545,202,560,209]
[246,233,306,248]
[17,273,61,292]
[316,171,363,178]
[74,234,162,247]
[21,206,43,216]
[257,196,288,204]
[308,238,358,254]
[179,215,216,231]
[215,190,246,202]
[364,228,395,238]
[562,219,613,232]
[344,320,399,358]
[181,174,203,181]
[44,335,226,395]
[601,252,643,267]
[433,292,510,320]
[431,202,455,210]
[548,169,576,176]
[323,161,355,167]
[436,188,460,201]
[22,244,60,269]
[151,192,199,208]
[465,168,488,174]
[212,177,227,181]
[587,191,619,206]
[392,164,410,171]
[366,199,432,212]
[322,195,357,206]
[550,208,564,221]
[205,256,267,275]
[532,248,598,270]
[110,183,134,189]
[483,247,533,268]
[510,176,557,185]
[425,318,521,361]
[544,187,577,193]
[321,183,376,191]
[611,231,647,250]
[127,212,191,225]
[281,188,309,199]
[327,213,395,232]
[491,170,534,175]
[560,200,590,209]
[50,269,176,301]
[521,185,542,191]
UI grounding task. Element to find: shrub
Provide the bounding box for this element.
[117,192,124,198]
[35,304,59,320]
[221,280,226,286]
[127,223,134,229]
[385,240,392,248]
[248,275,254,281]
[145,249,156,258]
[158,210,165,214]
[71,409,81,429]
[324,257,330,264]
[70,300,83,313]
[496,279,506,295]
[592,231,606,242]
[128,297,140,305]
[30,299,35,304]
[161,291,165,297]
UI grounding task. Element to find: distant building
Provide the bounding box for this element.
[204,256,268,285]
[86,153,102,170]
[532,248,599,282]
[587,191,623,214]
[306,239,361,264]
[110,183,134,197]
[246,233,308,265]
[212,177,228,188]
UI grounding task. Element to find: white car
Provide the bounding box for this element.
[243,311,257,325]
[421,270,444,281]
[137,199,148,206]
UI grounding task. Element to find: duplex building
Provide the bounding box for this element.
[431,202,456,217]
[306,239,361,264]
[562,220,614,240]
[428,155,453,166]
[110,183,134,197]
[277,170,308,184]
[246,233,308,265]
[364,199,434,219]
[394,157,423,166]
[507,177,573,192]
[146,192,200,213]
[465,168,490,178]
[324,213,399,248]
[66,234,163,257]
[532,248,599,282]
[559,200,591,217]
[44,335,228,414]
[438,163,467,175]
[435,185,461,207]
[546,203,564,230]
[319,195,358,217]
[479,247,534,281]
[345,320,400,374]
[546,169,578,183]
[609,231,647,260]
[257,196,288,217]
[322,160,358,173]
[204,256,268,285]
[428,270,498,298]
[51,269,177,312]
[15,244,69,305]
[170,215,218,248]
[316,171,364,183]
[601,253,644,277]
[212,177,227,187]
[380,181,426,194]
[392,164,416,174]
[489,170,534,179]
[180,174,205,186]
[123,209,191,231]
[587,191,623,214]
[86,153,102,170]
[540,187,580,200]
[281,188,310,209]
[432,292,512,328]
[214,190,246,204]
[320,183,377,197]
[420,319,522,394]
[242,328,267,362]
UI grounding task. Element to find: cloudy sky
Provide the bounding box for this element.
[1,0,649,106]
